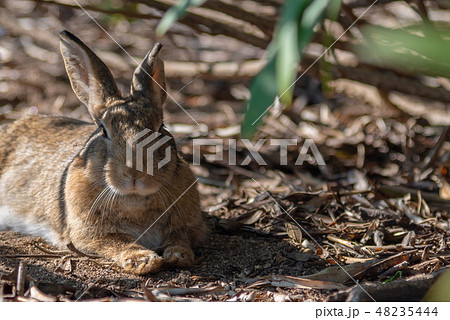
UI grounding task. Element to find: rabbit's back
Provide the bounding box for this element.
[0,115,95,244]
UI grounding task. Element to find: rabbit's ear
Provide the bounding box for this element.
[59,30,120,123]
[130,43,166,109]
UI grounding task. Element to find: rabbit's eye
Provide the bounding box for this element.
[99,124,109,139]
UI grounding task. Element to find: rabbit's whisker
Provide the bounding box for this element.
[100,187,115,226]
[86,186,110,230]
[156,186,169,210]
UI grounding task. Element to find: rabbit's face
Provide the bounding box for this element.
[100,100,177,196]
[59,31,174,196]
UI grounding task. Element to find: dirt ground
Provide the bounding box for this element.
[0,225,329,301]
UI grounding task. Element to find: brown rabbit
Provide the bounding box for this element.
[0,31,206,275]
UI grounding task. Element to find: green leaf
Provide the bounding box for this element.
[325,0,342,21]
[243,0,333,138]
[156,0,206,36]
[241,58,277,139]
[356,24,450,78]
[275,0,309,105]
[276,0,331,105]
[298,0,330,51]
[382,271,402,284]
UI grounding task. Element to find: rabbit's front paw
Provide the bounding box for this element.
[120,250,163,275]
[162,245,195,268]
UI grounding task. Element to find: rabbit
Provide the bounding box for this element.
[0,30,207,275]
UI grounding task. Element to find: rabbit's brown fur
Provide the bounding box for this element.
[0,31,206,275]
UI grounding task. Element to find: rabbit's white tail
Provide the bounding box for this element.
[0,205,59,244]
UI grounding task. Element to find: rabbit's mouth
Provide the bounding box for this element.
[128,177,159,195]
[105,163,162,196]
[110,176,160,196]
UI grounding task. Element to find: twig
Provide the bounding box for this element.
[422,126,450,170]
[0,254,62,258]
[33,243,70,255]
[409,0,430,21]
[379,185,450,210]
[36,0,160,19]
[135,0,269,48]
[16,262,26,296]
[164,57,450,104]
[331,62,450,103]
[201,0,276,36]
[66,242,101,259]
[347,0,407,8]
[146,286,226,296]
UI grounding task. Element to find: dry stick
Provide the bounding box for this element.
[327,241,362,257]
[0,254,62,258]
[327,235,365,253]
[364,244,423,251]
[421,246,431,262]
[379,185,450,211]
[6,2,449,104]
[28,286,57,302]
[14,296,37,302]
[66,242,101,259]
[148,286,226,296]
[327,184,345,209]
[164,58,450,104]
[254,0,283,7]
[286,190,373,201]
[148,291,204,302]
[16,262,26,297]
[35,0,160,19]
[135,0,269,48]
[347,0,405,8]
[409,0,430,21]
[164,60,266,79]
[413,257,444,272]
[422,126,450,170]
[331,62,450,103]
[32,243,71,255]
[200,0,276,35]
[379,260,409,277]
[35,0,271,48]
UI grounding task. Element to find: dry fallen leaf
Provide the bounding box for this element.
[285,222,302,244]
[302,262,369,283]
[227,291,256,302]
[349,251,416,283]
[28,286,57,302]
[247,275,348,290]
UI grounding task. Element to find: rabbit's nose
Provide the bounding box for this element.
[123,167,146,180]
